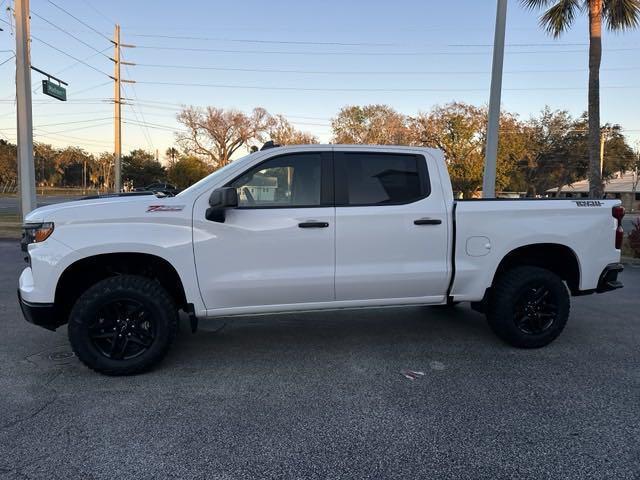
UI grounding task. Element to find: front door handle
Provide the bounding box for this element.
[414,218,442,225]
[298,221,329,228]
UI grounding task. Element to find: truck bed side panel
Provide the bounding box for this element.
[451,199,621,301]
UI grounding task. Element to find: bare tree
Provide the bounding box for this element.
[268,114,319,145]
[176,106,273,168]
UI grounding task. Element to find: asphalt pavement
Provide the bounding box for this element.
[0,240,638,479]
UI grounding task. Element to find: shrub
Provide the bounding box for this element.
[628,218,640,258]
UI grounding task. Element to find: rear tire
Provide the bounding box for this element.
[68,275,178,375]
[487,266,570,348]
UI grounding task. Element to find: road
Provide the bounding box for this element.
[0,195,80,215]
[0,240,638,479]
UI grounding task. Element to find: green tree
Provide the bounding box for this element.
[508,107,578,195]
[331,105,411,145]
[410,102,529,197]
[522,0,640,198]
[0,140,17,187]
[122,149,166,187]
[55,146,93,187]
[167,155,212,189]
[94,152,115,190]
[165,147,179,166]
[33,143,58,187]
[410,102,485,197]
[600,123,637,177]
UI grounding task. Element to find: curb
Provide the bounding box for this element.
[621,256,640,266]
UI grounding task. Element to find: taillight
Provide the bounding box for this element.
[612,205,625,249]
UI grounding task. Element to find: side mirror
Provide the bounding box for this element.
[206,187,238,222]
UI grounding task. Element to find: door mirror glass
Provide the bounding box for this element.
[206,187,238,222]
[209,187,238,208]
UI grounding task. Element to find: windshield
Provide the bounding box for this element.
[176,153,254,197]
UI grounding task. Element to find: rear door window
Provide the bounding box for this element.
[334,152,429,206]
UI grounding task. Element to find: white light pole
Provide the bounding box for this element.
[482,0,508,198]
[15,0,37,217]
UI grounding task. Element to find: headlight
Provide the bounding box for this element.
[21,222,54,251]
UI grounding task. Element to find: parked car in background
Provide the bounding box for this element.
[134,182,180,196]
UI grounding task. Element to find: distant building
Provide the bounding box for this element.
[547,170,639,211]
[241,173,278,202]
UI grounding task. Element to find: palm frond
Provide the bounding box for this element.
[538,0,584,37]
[520,0,556,8]
[603,0,640,30]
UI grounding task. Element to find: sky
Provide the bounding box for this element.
[0,0,639,161]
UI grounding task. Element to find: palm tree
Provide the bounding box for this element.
[522,0,640,198]
[165,147,179,165]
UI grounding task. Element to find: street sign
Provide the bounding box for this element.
[42,80,66,101]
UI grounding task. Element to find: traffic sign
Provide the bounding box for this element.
[42,80,66,101]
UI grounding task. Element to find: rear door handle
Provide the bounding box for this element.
[298,221,329,228]
[414,218,442,225]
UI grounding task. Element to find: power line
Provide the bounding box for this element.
[0,55,14,67]
[133,80,640,93]
[124,119,186,133]
[30,9,111,59]
[133,44,638,56]
[36,121,112,135]
[33,116,111,128]
[131,62,640,76]
[45,0,112,42]
[127,33,395,47]
[121,49,154,153]
[78,0,115,25]
[29,33,113,79]
[127,32,633,49]
[68,80,112,96]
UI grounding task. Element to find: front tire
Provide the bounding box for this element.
[487,266,570,348]
[68,275,178,375]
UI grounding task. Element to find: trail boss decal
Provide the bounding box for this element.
[574,200,604,207]
[146,205,185,212]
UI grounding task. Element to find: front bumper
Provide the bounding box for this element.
[596,263,624,293]
[17,290,62,331]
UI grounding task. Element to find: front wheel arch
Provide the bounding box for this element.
[55,252,188,326]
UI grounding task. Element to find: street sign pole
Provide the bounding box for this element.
[15,0,36,218]
[482,0,508,198]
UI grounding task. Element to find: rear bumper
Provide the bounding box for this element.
[17,290,61,331]
[596,263,624,293]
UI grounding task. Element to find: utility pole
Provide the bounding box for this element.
[113,24,122,193]
[110,25,135,193]
[15,0,36,218]
[482,0,508,198]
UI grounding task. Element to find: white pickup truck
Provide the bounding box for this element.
[18,144,625,375]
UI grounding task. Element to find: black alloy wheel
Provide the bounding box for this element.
[513,285,558,335]
[88,298,156,360]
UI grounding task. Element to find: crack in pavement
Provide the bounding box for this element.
[0,370,62,432]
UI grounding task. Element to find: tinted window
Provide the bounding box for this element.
[230,153,323,207]
[336,152,427,206]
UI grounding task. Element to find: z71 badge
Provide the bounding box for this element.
[574,200,604,207]
[146,205,185,212]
